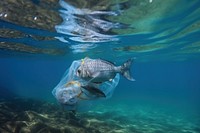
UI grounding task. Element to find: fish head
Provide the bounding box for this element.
[76,66,90,78]
[76,67,82,77]
[57,82,82,105]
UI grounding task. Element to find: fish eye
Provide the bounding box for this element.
[77,69,82,76]
[77,69,81,74]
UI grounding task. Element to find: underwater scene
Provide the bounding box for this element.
[0,0,200,132]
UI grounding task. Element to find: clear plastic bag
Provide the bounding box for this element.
[52,59,120,111]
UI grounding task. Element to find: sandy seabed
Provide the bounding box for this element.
[0,98,199,133]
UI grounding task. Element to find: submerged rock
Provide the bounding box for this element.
[0,98,104,133]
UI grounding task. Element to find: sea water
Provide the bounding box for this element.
[0,0,200,132]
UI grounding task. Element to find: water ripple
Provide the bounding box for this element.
[55,0,127,43]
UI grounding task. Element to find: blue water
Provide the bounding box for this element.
[1,0,200,132]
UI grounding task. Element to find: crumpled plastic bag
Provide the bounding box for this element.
[52,59,120,111]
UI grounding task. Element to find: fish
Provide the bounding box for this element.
[76,57,135,83]
[81,85,106,97]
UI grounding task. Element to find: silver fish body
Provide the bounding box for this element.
[77,57,134,83]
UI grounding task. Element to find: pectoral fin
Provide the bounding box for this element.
[87,72,101,83]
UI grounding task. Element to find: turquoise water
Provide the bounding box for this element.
[0,0,200,132]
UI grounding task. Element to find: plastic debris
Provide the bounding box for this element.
[52,59,120,111]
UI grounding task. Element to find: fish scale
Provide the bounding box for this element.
[85,60,114,70]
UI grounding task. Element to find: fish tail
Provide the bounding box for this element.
[121,58,135,81]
